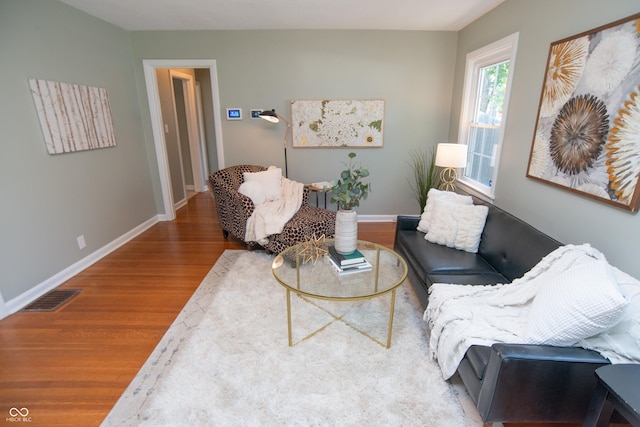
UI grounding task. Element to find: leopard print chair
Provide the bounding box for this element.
[209,165,336,254]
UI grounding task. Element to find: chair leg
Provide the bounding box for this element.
[222,230,229,239]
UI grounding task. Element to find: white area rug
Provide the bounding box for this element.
[102,250,481,426]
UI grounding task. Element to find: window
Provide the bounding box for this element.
[458,33,519,199]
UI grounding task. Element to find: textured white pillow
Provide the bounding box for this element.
[243,167,282,201]
[577,267,640,363]
[238,181,267,205]
[424,201,488,253]
[526,260,629,346]
[417,188,473,233]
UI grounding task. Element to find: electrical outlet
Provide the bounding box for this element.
[77,235,86,250]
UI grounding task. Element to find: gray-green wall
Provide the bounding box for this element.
[129,30,459,216]
[0,1,156,304]
[449,0,639,278]
[2,0,639,315]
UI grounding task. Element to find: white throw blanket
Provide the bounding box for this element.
[245,178,304,245]
[424,244,608,379]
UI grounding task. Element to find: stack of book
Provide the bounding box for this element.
[327,246,372,275]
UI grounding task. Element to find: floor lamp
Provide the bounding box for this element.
[259,109,291,178]
[435,143,468,191]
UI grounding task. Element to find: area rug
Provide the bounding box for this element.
[102,250,481,427]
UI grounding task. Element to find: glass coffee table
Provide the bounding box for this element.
[271,239,408,348]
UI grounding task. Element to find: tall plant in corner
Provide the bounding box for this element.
[408,147,438,212]
[330,152,371,254]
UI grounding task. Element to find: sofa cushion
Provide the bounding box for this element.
[417,188,473,233]
[477,200,561,282]
[425,201,489,253]
[526,259,629,346]
[243,167,282,201]
[395,229,500,287]
[238,180,267,205]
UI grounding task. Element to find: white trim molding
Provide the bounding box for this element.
[357,214,397,222]
[143,59,225,221]
[2,215,161,319]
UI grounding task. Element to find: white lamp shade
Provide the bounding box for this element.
[435,143,468,168]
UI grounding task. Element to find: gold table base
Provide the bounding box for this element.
[285,288,398,349]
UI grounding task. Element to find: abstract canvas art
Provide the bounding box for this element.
[30,79,117,155]
[527,13,640,212]
[291,99,384,148]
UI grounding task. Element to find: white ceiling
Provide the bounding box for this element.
[58,0,505,31]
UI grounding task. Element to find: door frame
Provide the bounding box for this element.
[143,59,225,221]
[169,69,202,209]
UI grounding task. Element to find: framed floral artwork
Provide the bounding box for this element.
[526,13,640,212]
[290,99,384,148]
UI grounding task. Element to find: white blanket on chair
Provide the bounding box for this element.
[424,244,607,379]
[245,178,304,245]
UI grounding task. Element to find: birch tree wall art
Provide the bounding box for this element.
[29,79,117,154]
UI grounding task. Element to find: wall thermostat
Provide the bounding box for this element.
[226,108,242,120]
[250,109,263,119]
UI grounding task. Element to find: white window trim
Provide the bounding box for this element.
[457,32,519,201]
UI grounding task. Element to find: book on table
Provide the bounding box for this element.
[326,254,372,275]
[327,246,366,266]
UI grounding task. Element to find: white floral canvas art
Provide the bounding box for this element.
[527,13,640,212]
[291,99,384,148]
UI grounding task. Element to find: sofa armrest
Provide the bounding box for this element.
[302,185,310,205]
[396,215,420,231]
[213,186,255,240]
[489,343,610,363]
[477,343,610,423]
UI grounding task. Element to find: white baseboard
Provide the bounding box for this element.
[1,213,397,319]
[174,198,188,210]
[357,214,397,222]
[3,215,162,318]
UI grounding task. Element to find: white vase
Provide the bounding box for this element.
[334,209,358,255]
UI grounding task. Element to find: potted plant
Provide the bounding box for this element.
[408,147,439,212]
[329,152,371,254]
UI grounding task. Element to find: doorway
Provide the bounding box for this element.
[143,60,225,221]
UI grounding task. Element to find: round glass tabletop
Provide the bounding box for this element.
[272,239,408,301]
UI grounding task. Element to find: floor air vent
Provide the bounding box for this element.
[22,289,82,312]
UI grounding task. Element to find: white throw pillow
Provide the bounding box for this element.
[238,181,267,205]
[576,267,640,363]
[525,259,629,346]
[424,201,488,253]
[417,188,473,233]
[243,167,282,201]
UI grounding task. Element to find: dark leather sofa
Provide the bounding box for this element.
[394,198,614,424]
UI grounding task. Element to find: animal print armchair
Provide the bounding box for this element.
[209,165,336,254]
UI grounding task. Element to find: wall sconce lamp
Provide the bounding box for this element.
[259,109,291,178]
[435,143,468,191]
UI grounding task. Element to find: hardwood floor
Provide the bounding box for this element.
[0,192,395,426]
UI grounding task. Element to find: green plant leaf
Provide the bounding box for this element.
[331,152,371,210]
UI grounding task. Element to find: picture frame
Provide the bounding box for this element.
[29,79,117,154]
[290,99,384,148]
[526,13,640,212]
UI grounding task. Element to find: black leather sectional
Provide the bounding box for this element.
[393,198,614,424]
